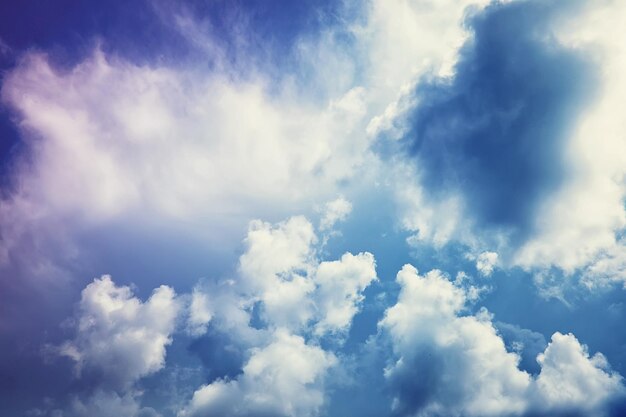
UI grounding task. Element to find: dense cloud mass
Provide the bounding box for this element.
[1,0,626,416]
[180,213,377,417]
[380,265,625,417]
[57,276,179,389]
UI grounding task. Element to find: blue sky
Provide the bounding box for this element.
[1,1,626,416]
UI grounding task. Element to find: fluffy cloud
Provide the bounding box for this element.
[179,330,337,417]
[319,197,352,232]
[0,45,373,288]
[238,216,318,330]
[2,1,626,416]
[313,252,377,336]
[58,276,179,389]
[183,212,377,416]
[476,251,498,277]
[381,265,529,417]
[532,332,625,413]
[200,212,378,335]
[380,264,625,417]
[0,0,497,275]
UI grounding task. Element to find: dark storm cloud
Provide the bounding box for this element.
[395,0,597,240]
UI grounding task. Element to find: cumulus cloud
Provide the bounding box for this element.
[380,264,625,417]
[532,332,625,413]
[381,265,529,417]
[313,252,377,336]
[182,213,377,416]
[185,213,378,339]
[234,215,377,334]
[58,276,179,389]
[179,330,337,417]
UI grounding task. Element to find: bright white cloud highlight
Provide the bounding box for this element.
[179,330,337,417]
[476,251,498,277]
[182,213,377,417]
[59,276,179,389]
[319,197,352,232]
[512,1,626,287]
[380,264,625,417]
[533,332,625,412]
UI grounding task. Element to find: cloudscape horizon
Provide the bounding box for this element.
[1,1,626,416]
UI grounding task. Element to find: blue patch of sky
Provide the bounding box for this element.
[385,0,598,245]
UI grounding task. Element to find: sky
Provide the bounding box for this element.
[1,0,626,416]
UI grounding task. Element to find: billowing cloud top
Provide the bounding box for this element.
[1,0,626,416]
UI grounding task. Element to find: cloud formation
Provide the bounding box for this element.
[58,276,180,389]
[382,0,626,290]
[182,211,377,416]
[380,264,625,417]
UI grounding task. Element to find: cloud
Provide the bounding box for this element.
[183,213,377,416]
[389,0,595,239]
[313,252,377,336]
[381,265,529,417]
[179,330,337,417]
[319,197,352,232]
[476,251,498,277]
[532,332,625,413]
[2,1,626,416]
[380,264,625,417]
[513,0,626,279]
[0,45,373,288]
[57,276,180,389]
[28,390,161,417]
[231,214,377,334]
[376,0,626,290]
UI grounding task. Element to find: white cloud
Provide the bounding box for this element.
[0,46,374,283]
[380,264,625,417]
[58,276,180,389]
[395,166,468,249]
[381,265,529,417]
[238,216,318,330]
[182,213,377,416]
[512,1,626,283]
[179,330,336,417]
[368,0,626,291]
[184,213,378,344]
[229,215,378,334]
[358,0,490,115]
[581,242,626,289]
[476,251,499,277]
[319,197,352,232]
[532,332,624,412]
[187,289,213,337]
[313,252,377,336]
